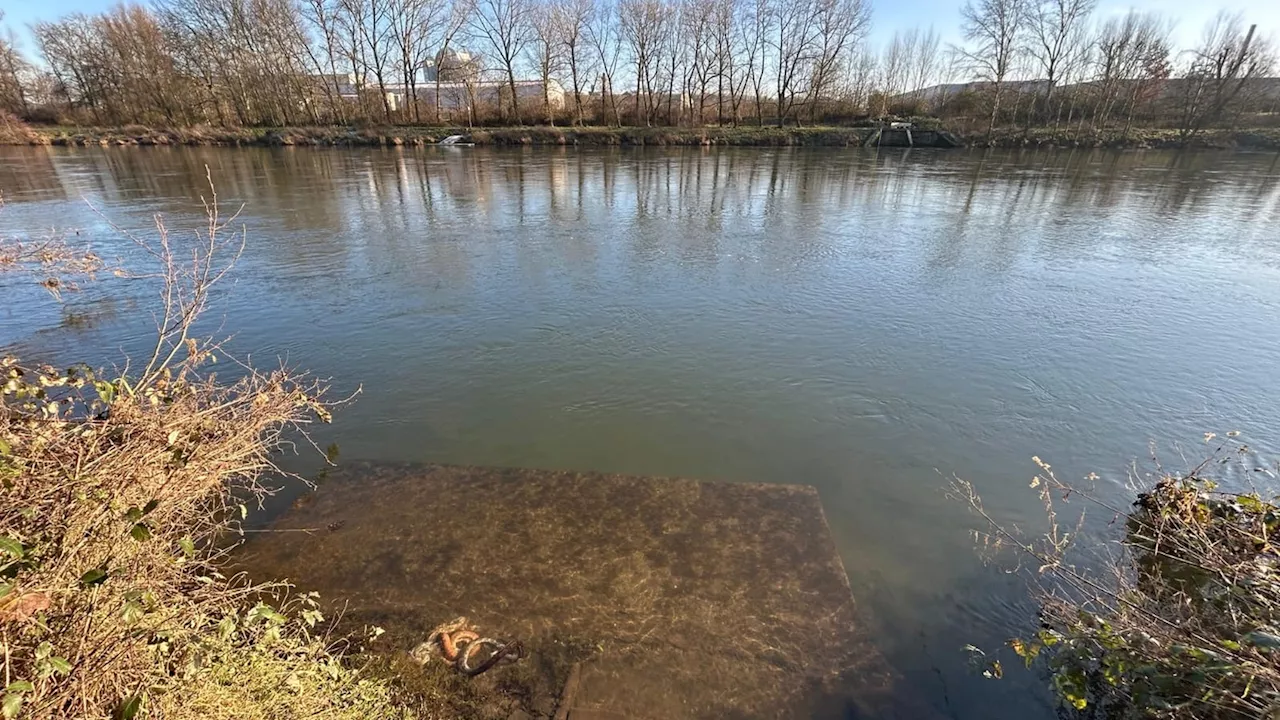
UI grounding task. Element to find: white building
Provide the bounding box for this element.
[318,69,566,115]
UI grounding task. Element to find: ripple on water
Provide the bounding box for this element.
[4,146,1280,720]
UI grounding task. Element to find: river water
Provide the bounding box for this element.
[3,146,1279,718]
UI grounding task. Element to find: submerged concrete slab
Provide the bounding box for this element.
[237,462,934,719]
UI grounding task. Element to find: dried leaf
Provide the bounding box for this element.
[1,592,51,622]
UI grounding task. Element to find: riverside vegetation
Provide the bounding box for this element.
[954,440,1280,719]
[0,180,429,719]
[4,118,1280,150]
[0,0,1276,147]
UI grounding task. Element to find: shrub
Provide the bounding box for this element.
[954,439,1280,718]
[0,112,40,145]
[0,172,407,720]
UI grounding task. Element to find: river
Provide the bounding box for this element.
[2,145,1279,718]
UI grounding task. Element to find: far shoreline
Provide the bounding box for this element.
[5,123,1279,151]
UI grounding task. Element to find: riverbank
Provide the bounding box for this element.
[980,126,1280,150]
[3,120,1279,150]
[7,124,882,148]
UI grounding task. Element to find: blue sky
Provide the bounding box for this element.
[4,0,1277,63]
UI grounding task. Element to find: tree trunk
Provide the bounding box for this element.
[634,61,643,125]
[717,72,723,125]
[544,78,554,126]
[570,58,582,125]
[405,56,419,124]
[507,64,521,124]
[435,72,442,123]
[987,83,1002,140]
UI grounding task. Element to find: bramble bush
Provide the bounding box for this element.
[1,174,409,720]
[955,439,1280,718]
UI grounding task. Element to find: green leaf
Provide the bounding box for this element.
[218,615,237,641]
[114,694,143,720]
[0,437,10,456]
[94,380,115,405]
[178,536,196,559]
[80,568,108,587]
[0,583,12,600]
[2,693,22,720]
[48,657,72,675]
[130,524,152,542]
[125,507,143,523]
[247,603,286,626]
[0,537,23,560]
[122,600,144,625]
[3,683,31,694]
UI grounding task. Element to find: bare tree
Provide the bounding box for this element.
[434,45,484,125]
[389,0,449,122]
[1174,11,1277,141]
[10,0,1278,134]
[433,4,470,123]
[1026,0,1094,122]
[345,0,396,121]
[299,0,349,122]
[0,14,31,116]
[159,0,318,126]
[661,0,682,124]
[584,0,624,125]
[683,0,719,125]
[804,0,870,122]
[714,0,752,124]
[877,31,907,116]
[708,0,734,124]
[739,0,771,124]
[770,0,821,126]
[846,45,875,111]
[36,6,199,126]
[556,0,596,124]
[528,0,565,124]
[955,0,1028,136]
[907,26,941,105]
[1090,11,1170,133]
[468,0,533,122]
[619,0,672,125]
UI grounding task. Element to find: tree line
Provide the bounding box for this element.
[0,0,1275,138]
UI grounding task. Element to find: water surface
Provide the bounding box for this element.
[3,145,1280,718]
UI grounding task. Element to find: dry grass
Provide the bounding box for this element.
[0,173,408,719]
[0,113,41,146]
